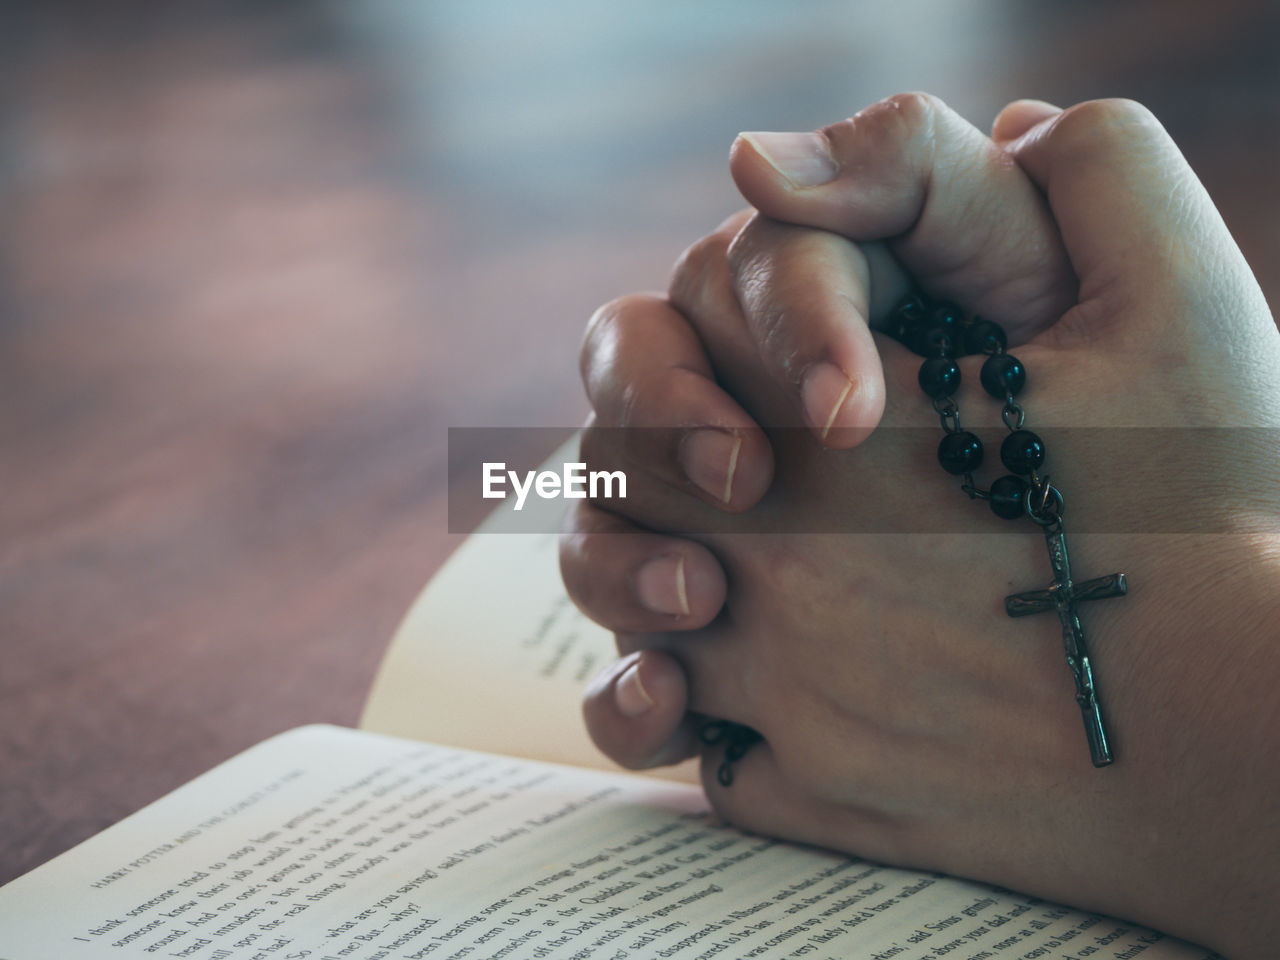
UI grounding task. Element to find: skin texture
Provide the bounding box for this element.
[561,95,1280,958]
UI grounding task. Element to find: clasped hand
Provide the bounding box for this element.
[559,93,1280,959]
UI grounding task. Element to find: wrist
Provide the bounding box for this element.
[1085,533,1280,956]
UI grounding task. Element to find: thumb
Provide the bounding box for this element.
[1000,98,1273,344]
[729,92,1077,344]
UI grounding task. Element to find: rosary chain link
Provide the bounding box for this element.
[961,473,988,500]
[932,396,961,434]
[1001,394,1026,431]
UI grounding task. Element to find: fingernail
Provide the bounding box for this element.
[739,131,838,187]
[802,362,857,440]
[637,554,690,617]
[679,428,742,504]
[615,660,655,718]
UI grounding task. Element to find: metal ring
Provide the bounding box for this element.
[933,397,961,434]
[1024,480,1065,526]
[960,474,989,500]
[1001,399,1025,431]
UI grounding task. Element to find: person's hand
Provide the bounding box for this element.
[566,94,1080,766]
[563,94,1280,958]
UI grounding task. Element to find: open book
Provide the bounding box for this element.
[0,457,1217,959]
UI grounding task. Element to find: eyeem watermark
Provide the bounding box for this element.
[482,461,627,511]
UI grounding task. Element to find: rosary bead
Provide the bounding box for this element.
[917,356,961,398]
[906,322,956,357]
[988,474,1029,519]
[1000,430,1045,475]
[964,318,1007,355]
[922,303,963,355]
[931,301,963,333]
[888,297,925,342]
[897,295,926,323]
[980,353,1026,398]
[938,431,983,475]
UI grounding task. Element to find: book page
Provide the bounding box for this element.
[0,726,1214,960]
[362,439,694,780]
[360,529,650,774]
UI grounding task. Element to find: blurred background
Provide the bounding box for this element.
[2,0,1277,883]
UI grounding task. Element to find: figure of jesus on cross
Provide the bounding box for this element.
[1005,523,1128,766]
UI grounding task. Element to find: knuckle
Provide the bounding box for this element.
[714,207,756,238]
[1046,97,1166,158]
[580,293,663,395]
[723,215,760,275]
[580,296,625,382]
[724,212,791,276]
[838,90,943,142]
[669,231,730,314]
[726,242,821,383]
[729,249,775,311]
[582,293,657,358]
[880,90,946,125]
[1077,96,1159,129]
[736,288,792,374]
[822,91,947,188]
[672,233,725,284]
[725,223,780,297]
[582,294,624,346]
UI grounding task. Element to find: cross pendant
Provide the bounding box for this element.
[1005,525,1127,766]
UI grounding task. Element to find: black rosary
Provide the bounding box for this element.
[704,292,1127,785]
[889,291,1126,767]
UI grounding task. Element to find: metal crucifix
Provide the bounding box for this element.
[1005,523,1127,767]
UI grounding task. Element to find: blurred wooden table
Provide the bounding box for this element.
[2,0,1277,884]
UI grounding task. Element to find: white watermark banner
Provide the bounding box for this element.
[482,461,626,512]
